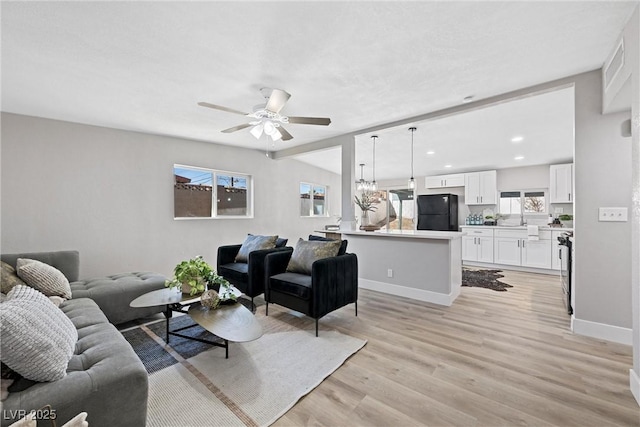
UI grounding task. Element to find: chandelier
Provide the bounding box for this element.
[356,163,372,191]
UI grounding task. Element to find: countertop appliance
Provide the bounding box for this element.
[558,231,573,315]
[416,194,458,231]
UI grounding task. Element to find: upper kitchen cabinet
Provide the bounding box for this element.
[425,173,465,189]
[550,163,573,203]
[465,170,497,205]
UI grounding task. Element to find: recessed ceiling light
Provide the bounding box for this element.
[444,164,452,168]
[427,151,435,155]
[514,156,524,160]
[463,96,474,103]
[511,136,524,142]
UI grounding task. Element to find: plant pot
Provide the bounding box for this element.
[360,212,374,230]
[181,279,205,295]
[360,213,370,227]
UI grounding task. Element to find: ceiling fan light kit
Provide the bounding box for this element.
[198,88,331,143]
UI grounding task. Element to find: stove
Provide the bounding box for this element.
[557,231,573,315]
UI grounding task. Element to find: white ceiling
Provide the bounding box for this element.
[1,1,636,160]
[295,86,575,180]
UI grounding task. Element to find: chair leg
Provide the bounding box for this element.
[265,301,268,316]
[315,318,318,337]
[251,296,255,312]
[355,301,358,317]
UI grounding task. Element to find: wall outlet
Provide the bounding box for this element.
[554,207,564,214]
[387,269,393,278]
[598,207,628,222]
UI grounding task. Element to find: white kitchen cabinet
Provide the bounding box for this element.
[494,229,552,269]
[465,170,497,205]
[494,237,521,266]
[425,173,465,189]
[522,239,552,269]
[551,230,563,270]
[550,163,573,203]
[461,228,494,263]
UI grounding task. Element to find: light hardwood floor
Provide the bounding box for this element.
[269,269,639,427]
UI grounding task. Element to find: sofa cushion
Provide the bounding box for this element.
[0,285,77,382]
[235,235,278,262]
[70,272,165,325]
[0,262,26,294]
[286,238,341,275]
[308,235,348,256]
[0,251,80,282]
[270,272,313,300]
[16,258,72,299]
[3,297,149,427]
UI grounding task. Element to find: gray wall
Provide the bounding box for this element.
[0,113,341,278]
[574,71,632,329]
[623,6,639,379]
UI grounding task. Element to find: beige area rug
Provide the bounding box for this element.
[136,314,366,427]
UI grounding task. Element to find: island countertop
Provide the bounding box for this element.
[340,229,463,240]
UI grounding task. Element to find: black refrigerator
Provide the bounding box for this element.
[416,194,459,231]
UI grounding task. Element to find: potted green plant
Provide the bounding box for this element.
[558,214,573,228]
[165,255,234,297]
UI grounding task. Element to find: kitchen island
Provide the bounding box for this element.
[341,229,463,306]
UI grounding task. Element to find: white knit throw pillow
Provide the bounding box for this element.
[0,285,77,382]
[16,258,72,299]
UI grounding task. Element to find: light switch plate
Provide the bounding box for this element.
[554,207,564,214]
[599,207,628,222]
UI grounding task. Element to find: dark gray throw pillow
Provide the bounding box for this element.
[308,235,348,256]
[286,238,341,275]
[235,235,278,263]
[248,233,288,248]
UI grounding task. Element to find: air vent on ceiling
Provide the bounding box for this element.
[604,38,624,89]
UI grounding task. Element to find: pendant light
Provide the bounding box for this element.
[356,163,368,191]
[371,135,378,191]
[408,127,416,189]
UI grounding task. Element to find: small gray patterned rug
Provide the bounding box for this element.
[462,268,513,292]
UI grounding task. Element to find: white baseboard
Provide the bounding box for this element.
[463,261,560,276]
[359,278,459,306]
[630,369,640,406]
[571,316,632,345]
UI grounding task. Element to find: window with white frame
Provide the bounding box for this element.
[300,182,328,217]
[499,190,546,215]
[174,165,252,218]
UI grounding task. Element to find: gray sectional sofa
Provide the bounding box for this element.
[0,250,166,427]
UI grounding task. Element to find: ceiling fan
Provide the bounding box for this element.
[198,88,331,142]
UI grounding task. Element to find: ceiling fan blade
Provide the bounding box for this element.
[287,116,331,126]
[198,102,248,116]
[221,123,253,133]
[279,126,294,141]
[264,89,291,113]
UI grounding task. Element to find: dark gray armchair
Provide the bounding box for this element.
[217,238,292,309]
[264,241,358,336]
